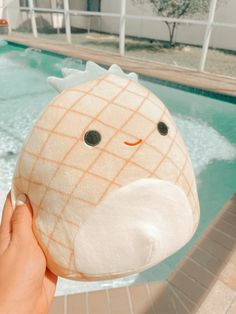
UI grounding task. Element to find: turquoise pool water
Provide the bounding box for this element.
[0,40,236,295]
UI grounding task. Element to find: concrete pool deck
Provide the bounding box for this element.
[1,34,236,98]
[48,193,236,314]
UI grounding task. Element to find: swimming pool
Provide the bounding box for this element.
[0,40,236,295]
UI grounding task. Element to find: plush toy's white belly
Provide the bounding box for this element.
[73,178,194,277]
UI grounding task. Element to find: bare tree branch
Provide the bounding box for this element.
[132,0,224,45]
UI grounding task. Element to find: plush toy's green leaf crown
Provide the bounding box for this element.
[48,61,138,92]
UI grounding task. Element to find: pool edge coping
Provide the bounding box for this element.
[1,34,236,104]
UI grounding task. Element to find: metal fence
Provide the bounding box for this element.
[2,0,236,73]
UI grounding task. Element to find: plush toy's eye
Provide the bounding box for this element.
[84,130,101,146]
[157,121,168,136]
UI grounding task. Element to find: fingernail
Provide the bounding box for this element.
[16,193,27,206]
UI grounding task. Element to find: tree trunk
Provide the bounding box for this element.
[170,22,177,45]
[164,21,177,46]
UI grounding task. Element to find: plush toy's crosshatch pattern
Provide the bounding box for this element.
[11,65,200,281]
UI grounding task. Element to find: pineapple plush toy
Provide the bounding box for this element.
[11,62,200,281]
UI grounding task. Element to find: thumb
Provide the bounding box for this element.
[11,194,33,240]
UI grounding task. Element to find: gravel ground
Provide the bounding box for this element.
[13,31,236,78]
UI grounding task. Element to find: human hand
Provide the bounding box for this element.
[0,193,58,314]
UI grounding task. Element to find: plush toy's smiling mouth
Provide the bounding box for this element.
[124,138,143,146]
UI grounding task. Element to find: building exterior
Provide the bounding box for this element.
[2,0,236,50]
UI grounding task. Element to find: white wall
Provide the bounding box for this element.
[4,0,22,29]
[94,0,236,50]
[0,0,3,19]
